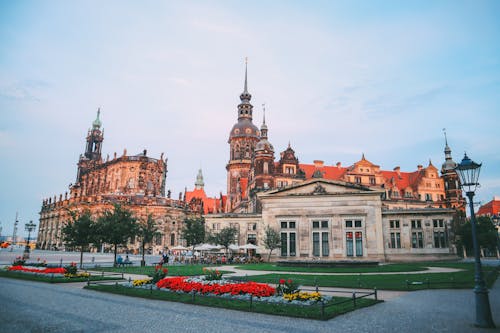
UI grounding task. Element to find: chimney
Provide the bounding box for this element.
[417,165,423,171]
[313,160,324,168]
[393,166,400,176]
[336,162,341,168]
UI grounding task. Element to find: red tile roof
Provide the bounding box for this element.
[477,198,500,216]
[299,163,347,180]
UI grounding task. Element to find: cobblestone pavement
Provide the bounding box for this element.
[0,277,498,333]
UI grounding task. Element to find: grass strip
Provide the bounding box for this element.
[85,284,380,320]
[234,266,498,291]
[0,270,123,283]
[236,262,429,273]
[91,264,232,277]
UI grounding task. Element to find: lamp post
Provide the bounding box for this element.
[23,220,36,260]
[455,153,495,328]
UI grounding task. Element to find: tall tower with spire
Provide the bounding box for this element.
[195,168,205,190]
[76,109,104,183]
[440,130,464,209]
[226,60,260,212]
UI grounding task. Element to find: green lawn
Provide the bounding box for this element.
[231,264,499,291]
[90,264,233,277]
[235,262,429,273]
[0,270,123,283]
[85,284,380,320]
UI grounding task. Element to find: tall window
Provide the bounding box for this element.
[390,232,401,248]
[280,221,296,257]
[312,220,329,257]
[345,219,363,257]
[370,177,376,185]
[263,162,269,174]
[412,232,424,248]
[433,219,447,248]
[170,233,175,246]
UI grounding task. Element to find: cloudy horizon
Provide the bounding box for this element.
[1,1,499,237]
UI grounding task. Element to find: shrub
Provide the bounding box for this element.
[64,262,78,275]
[276,278,300,295]
[152,265,168,283]
[203,268,222,281]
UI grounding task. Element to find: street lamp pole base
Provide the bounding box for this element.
[474,288,496,328]
[22,246,30,260]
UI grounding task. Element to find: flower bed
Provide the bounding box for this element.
[156,276,276,298]
[7,265,66,275]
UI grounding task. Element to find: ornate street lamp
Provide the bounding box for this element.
[23,220,37,260]
[455,153,495,328]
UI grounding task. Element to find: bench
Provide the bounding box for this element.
[118,262,133,267]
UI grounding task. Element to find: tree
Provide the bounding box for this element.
[181,217,206,248]
[98,204,138,266]
[62,210,96,268]
[263,226,281,262]
[457,215,498,256]
[138,214,160,267]
[208,227,238,255]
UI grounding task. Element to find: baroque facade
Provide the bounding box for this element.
[38,111,194,254]
[205,66,464,262]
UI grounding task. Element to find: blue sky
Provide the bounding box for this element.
[1,0,499,237]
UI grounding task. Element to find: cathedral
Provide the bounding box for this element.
[37,111,199,253]
[38,64,465,261]
[205,64,465,261]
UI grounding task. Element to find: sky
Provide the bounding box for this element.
[1,0,499,238]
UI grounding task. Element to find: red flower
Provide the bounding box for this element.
[287,279,292,284]
[162,268,168,274]
[279,279,285,284]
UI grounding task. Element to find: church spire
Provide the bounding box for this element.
[260,103,268,139]
[238,58,253,120]
[195,168,205,190]
[92,108,102,129]
[441,128,457,172]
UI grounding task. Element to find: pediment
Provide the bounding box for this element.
[260,179,380,197]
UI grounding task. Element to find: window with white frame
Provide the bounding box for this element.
[311,220,329,257]
[345,219,363,257]
[280,221,296,257]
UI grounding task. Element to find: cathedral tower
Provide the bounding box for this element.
[76,109,104,182]
[226,61,260,211]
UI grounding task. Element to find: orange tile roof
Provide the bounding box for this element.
[185,188,223,214]
[379,170,421,190]
[299,163,347,180]
[477,199,500,216]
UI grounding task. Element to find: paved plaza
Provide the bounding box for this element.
[1,249,499,332]
[0,276,499,332]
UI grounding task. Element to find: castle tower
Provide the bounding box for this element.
[226,61,260,211]
[440,131,464,209]
[252,106,275,190]
[76,109,104,182]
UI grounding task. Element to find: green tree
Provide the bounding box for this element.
[208,227,238,255]
[138,214,160,267]
[99,204,138,266]
[181,217,206,248]
[263,226,281,262]
[62,210,96,268]
[458,215,498,256]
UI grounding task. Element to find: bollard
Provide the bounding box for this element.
[374,287,378,301]
[60,258,63,267]
[352,292,356,307]
[87,274,90,286]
